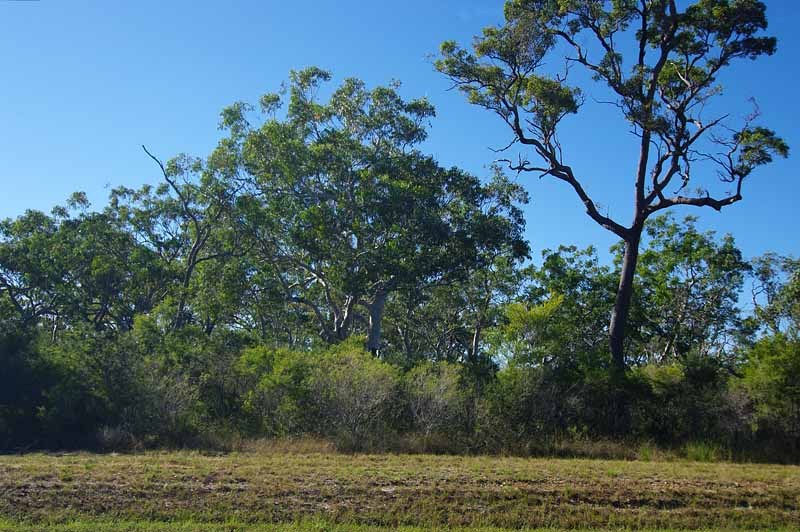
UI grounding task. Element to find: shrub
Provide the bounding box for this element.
[124,362,201,446]
[741,335,800,454]
[34,327,144,448]
[632,359,751,448]
[0,323,52,449]
[95,425,137,451]
[236,346,316,436]
[474,364,570,451]
[684,441,728,462]
[311,339,400,451]
[405,361,472,450]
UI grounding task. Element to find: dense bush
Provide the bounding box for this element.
[0,65,794,460]
[631,359,751,447]
[236,346,316,436]
[1,195,796,459]
[404,361,474,451]
[0,323,50,449]
[310,339,401,451]
[2,321,798,459]
[741,335,800,456]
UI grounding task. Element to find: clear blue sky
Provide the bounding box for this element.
[1,0,797,265]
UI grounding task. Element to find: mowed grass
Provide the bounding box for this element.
[1,446,798,531]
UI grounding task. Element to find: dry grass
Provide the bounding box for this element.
[1,447,798,530]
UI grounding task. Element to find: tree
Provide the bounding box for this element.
[742,335,800,448]
[0,196,165,334]
[631,215,748,366]
[492,245,616,370]
[384,251,524,377]
[750,253,800,339]
[215,68,529,355]
[437,0,788,374]
[110,147,244,330]
[742,256,800,449]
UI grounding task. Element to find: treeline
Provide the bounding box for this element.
[1,70,798,459]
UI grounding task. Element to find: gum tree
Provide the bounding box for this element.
[437,0,788,374]
[217,69,528,355]
[633,215,749,365]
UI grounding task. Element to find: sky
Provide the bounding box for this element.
[1,0,798,266]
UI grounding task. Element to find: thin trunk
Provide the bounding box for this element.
[397,324,412,360]
[609,230,641,375]
[174,252,198,329]
[336,295,357,341]
[174,229,212,329]
[367,290,387,356]
[470,321,482,365]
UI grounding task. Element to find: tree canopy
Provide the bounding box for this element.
[0,3,796,458]
[437,0,788,371]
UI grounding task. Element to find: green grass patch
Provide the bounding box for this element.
[683,441,729,463]
[1,450,798,530]
[1,521,795,532]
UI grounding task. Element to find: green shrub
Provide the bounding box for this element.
[637,441,657,461]
[0,323,52,449]
[741,335,800,453]
[34,327,144,448]
[405,361,473,451]
[632,359,751,448]
[474,363,576,451]
[236,346,316,436]
[124,361,202,446]
[311,338,401,451]
[684,441,728,462]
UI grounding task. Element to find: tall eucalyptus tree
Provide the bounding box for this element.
[438,0,788,373]
[214,68,529,354]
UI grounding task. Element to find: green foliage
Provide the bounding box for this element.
[438,0,787,373]
[683,441,728,462]
[476,362,606,447]
[631,215,749,365]
[632,360,749,446]
[0,205,166,331]
[223,69,529,351]
[750,254,800,338]
[734,127,790,176]
[0,322,50,448]
[34,327,137,446]
[742,335,800,446]
[236,346,316,436]
[405,362,473,445]
[309,339,401,450]
[493,246,615,371]
[493,295,565,365]
[0,58,795,460]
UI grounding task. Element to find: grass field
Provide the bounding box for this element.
[1,445,798,531]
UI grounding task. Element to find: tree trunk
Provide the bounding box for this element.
[367,290,387,356]
[609,230,641,376]
[470,321,482,365]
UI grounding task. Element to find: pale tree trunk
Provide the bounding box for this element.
[470,322,482,365]
[609,230,641,376]
[469,289,491,367]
